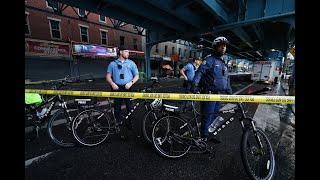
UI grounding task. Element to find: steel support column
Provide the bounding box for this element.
[145,30,152,80]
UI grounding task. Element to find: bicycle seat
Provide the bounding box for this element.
[219,103,237,112]
[74,98,93,105]
[162,104,181,113]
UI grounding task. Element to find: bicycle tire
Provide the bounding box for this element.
[142,109,163,144]
[241,127,276,180]
[72,109,111,147]
[47,109,76,147]
[152,115,192,159]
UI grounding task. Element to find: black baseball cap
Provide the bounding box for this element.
[118,46,128,51]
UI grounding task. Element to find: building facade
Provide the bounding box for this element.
[25,0,144,81]
[148,40,201,77]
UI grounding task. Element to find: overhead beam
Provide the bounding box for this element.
[171,0,194,10]
[245,52,255,58]
[103,0,191,32]
[200,0,254,48]
[143,0,203,29]
[205,11,295,34]
[252,25,263,42]
[200,0,231,22]
[56,0,171,33]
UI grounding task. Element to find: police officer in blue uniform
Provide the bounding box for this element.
[180,57,202,91]
[106,47,139,130]
[192,37,232,140]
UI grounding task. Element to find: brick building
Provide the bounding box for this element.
[25,0,144,81]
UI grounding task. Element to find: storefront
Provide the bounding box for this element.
[25,38,73,81]
[25,38,71,59]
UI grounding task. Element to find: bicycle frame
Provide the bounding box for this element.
[26,94,77,131]
[163,101,264,151]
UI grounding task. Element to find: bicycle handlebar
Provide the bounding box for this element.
[139,78,161,92]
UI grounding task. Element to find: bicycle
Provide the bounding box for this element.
[25,77,97,147]
[151,87,275,180]
[142,98,200,145]
[141,77,201,144]
[71,77,162,146]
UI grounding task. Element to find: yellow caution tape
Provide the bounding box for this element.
[25,89,295,104]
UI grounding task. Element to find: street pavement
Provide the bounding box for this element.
[25,78,295,180]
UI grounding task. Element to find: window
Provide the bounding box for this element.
[99,15,106,23]
[194,52,196,57]
[133,38,137,50]
[165,45,168,56]
[155,44,159,53]
[189,50,192,58]
[100,30,108,45]
[48,18,61,39]
[78,8,86,17]
[46,0,58,10]
[178,48,181,56]
[79,25,89,42]
[120,36,125,46]
[25,13,30,35]
[184,49,187,57]
[172,47,175,55]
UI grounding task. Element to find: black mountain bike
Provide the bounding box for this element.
[142,99,200,144]
[151,87,275,180]
[25,78,96,147]
[71,77,161,146]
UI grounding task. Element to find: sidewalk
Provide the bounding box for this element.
[252,81,295,179]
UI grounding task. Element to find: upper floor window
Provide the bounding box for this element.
[165,45,168,56]
[25,12,31,35]
[99,15,106,23]
[133,38,138,50]
[100,30,108,45]
[48,18,61,39]
[78,8,86,18]
[79,25,89,42]
[120,36,125,46]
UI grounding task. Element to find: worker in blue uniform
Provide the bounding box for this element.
[106,47,139,130]
[191,37,232,140]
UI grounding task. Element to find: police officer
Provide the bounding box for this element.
[180,57,202,91]
[192,37,232,140]
[106,47,139,130]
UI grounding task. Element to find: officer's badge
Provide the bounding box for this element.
[202,60,206,65]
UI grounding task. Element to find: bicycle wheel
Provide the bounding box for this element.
[241,128,276,180]
[72,109,111,146]
[152,116,192,159]
[47,109,76,147]
[142,109,163,144]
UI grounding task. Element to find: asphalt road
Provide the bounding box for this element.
[25,78,295,179]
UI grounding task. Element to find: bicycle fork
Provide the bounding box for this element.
[59,97,73,130]
[238,103,264,150]
[240,118,264,151]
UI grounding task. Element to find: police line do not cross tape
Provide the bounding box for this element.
[25,89,295,104]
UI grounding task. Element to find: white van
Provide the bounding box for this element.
[251,61,278,84]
